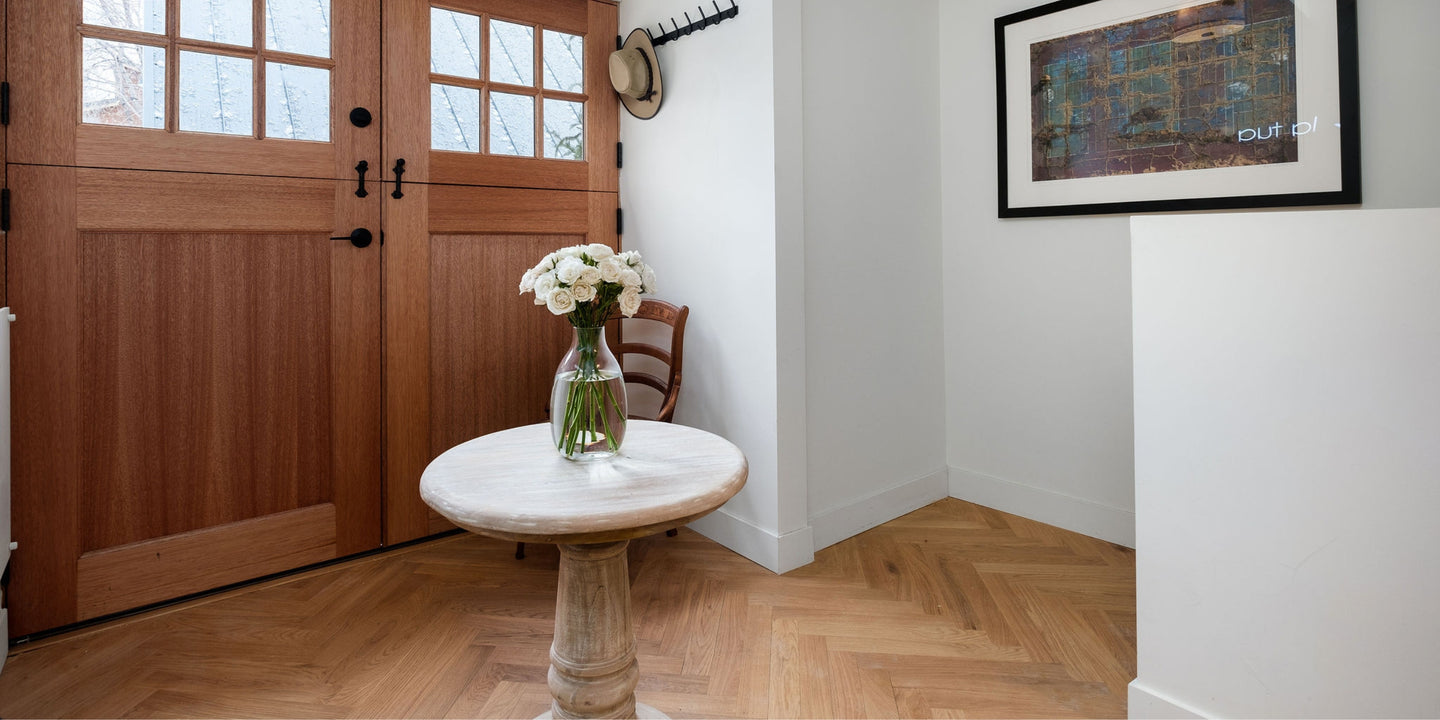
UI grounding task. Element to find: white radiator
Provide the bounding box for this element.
[1,307,14,664]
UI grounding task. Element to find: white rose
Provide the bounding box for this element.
[585,243,615,260]
[571,282,597,303]
[556,257,586,285]
[618,250,640,266]
[559,246,584,259]
[519,268,539,294]
[598,257,624,283]
[619,268,642,288]
[578,265,602,286]
[533,273,558,299]
[617,287,642,317]
[546,287,577,315]
[536,253,559,273]
[640,267,657,293]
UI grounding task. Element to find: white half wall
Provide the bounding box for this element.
[618,0,811,572]
[800,0,947,550]
[1131,208,1440,718]
[939,0,1440,548]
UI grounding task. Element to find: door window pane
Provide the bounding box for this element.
[180,0,252,46]
[432,84,481,152]
[489,91,534,156]
[542,31,583,93]
[543,99,584,160]
[82,38,166,129]
[84,0,165,34]
[179,51,254,136]
[431,8,481,79]
[489,20,534,87]
[267,63,330,141]
[265,0,331,58]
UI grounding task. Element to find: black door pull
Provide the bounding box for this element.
[331,228,373,248]
[349,107,373,127]
[391,158,406,199]
[354,160,369,198]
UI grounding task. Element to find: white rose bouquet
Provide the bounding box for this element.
[519,244,657,459]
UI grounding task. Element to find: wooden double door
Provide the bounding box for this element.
[3,0,618,637]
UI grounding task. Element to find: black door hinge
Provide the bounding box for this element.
[616,207,624,236]
[617,141,623,169]
[1,82,10,126]
[2,189,11,233]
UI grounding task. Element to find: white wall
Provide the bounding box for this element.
[800,0,947,550]
[618,0,812,572]
[1130,209,1440,718]
[938,0,1440,548]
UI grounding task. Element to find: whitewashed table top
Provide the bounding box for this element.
[420,421,748,544]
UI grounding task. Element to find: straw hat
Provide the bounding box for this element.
[609,28,663,119]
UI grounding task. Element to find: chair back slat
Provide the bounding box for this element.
[618,299,688,423]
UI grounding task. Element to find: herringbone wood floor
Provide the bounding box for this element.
[0,498,1136,718]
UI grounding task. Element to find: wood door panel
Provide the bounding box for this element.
[429,234,578,457]
[7,165,83,635]
[7,165,381,636]
[75,504,337,621]
[77,169,336,232]
[76,126,334,179]
[80,232,333,551]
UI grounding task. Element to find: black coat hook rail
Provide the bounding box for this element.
[651,0,739,47]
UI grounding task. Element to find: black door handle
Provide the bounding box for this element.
[391,158,406,199]
[354,160,369,198]
[330,228,373,248]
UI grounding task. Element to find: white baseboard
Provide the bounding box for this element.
[687,509,815,574]
[810,467,950,551]
[1128,680,1209,719]
[949,466,1135,548]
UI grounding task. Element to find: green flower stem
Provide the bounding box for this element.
[556,326,623,456]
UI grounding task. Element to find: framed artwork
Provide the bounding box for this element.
[996,0,1359,217]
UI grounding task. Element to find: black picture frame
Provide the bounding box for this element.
[996,0,1359,218]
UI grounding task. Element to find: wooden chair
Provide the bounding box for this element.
[514,299,690,559]
[618,298,689,424]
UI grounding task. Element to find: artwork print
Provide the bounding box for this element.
[1029,0,1301,181]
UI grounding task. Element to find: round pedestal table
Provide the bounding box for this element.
[420,421,747,720]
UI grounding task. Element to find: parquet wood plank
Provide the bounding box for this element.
[0,499,1134,719]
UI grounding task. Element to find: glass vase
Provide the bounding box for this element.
[551,326,628,460]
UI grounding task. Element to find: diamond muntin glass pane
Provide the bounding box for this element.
[542,30,583,93]
[82,38,166,129]
[489,20,534,87]
[431,8,481,79]
[266,0,331,58]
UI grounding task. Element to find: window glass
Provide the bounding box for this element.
[84,0,165,35]
[82,38,166,129]
[489,20,534,87]
[267,63,330,141]
[543,99,584,160]
[489,91,534,156]
[542,31,583,93]
[432,8,482,79]
[265,0,331,58]
[180,0,252,46]
[432,84,481,152]
[179,51,254,136]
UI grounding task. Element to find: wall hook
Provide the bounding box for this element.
[650,0,739,47]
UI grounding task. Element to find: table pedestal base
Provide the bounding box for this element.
[546,541,652,719]
[536,703,669,720]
